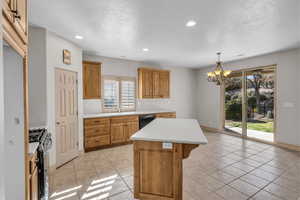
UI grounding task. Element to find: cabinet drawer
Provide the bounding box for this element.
[85,118,110,127]
[85,135,110,148]
[111,116,138,124]
[85,125,110,137]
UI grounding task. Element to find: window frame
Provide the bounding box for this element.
[102,75,136,113]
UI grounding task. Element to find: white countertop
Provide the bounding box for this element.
[28,142,39,155]
[130,118,208,145]
[82,110,175,118]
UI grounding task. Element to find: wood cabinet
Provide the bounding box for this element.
[156,112,176,118]
[138,68,153,98]
[84,118,110,150]
[84,115,139,151]
[124,121,139,141]
[153,70,170,98]
[133,141,198,200]
[111,116,139,144]
[83,61,101,99]
[138,68,170,99]
[111,123,125,144]
[29,153,38,200]
[3,0,28,46]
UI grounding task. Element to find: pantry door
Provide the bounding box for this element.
[55,68,79,167]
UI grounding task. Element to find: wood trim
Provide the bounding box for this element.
[2,15,26,57]
[23,55,29,200]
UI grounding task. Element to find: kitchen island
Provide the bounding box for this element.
[131,118,208,200]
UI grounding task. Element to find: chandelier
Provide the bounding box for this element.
[207,52,231,85]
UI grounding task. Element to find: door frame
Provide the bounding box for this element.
[221,64,277,143]
[54,67,79,167]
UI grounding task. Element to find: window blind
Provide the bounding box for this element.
[120,80,136,111]
[103,79,119,112]
[102,76,136,112]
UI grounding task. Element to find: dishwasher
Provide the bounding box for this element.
[139,114,156,129]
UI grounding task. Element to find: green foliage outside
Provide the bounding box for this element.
[227,121,274,133]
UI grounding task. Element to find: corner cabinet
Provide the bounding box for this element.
[83,61,101,99]
[138,68,170,99]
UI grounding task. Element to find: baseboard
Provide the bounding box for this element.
[200,125,219,133]
[276,142,300,152]
[200,125,300,152]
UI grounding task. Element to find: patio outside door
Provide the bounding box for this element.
[224,66,276,143]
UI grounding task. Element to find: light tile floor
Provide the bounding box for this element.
[49,132,300,200]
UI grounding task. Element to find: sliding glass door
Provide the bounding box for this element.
[224,72,243,135]
[223,66,276,143]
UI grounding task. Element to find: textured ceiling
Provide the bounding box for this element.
[29,0,300,68]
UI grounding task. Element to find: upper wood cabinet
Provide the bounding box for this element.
[83,61,101,99]
[3,0,28,45]
[138,68,153,98]
[138,68,170,99]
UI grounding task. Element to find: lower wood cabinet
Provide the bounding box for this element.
[84,113,176,151]
[111,123,125,144]
[84,115,139,151]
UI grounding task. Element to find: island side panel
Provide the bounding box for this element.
[133,141,183,200]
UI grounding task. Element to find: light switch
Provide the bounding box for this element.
[162,142,173,149]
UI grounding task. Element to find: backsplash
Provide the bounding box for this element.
[83,99,173,114]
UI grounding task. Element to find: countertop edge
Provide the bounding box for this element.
[130,137,208,145]
[82,110,176,118]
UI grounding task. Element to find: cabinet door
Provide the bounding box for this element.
[138,69,153,98]
[14,0,28,42]
[30,167,38,200]
[159,71,170,98]
[83,61,101,99]
[124,121,139,141]
[152,71,160,98]
[111,123,125,144]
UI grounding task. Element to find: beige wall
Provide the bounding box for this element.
[196,48,300,146]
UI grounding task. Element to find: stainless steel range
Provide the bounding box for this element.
[29,128,52,200]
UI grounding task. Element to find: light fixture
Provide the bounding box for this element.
[75,35,83,40]
[207,52,232,85]
[142,48,149,52]
[186,20,197,27]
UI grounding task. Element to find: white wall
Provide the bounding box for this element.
[196,48,300,146]
[83,55,198,118]
[28,26,47,127]
[46,31,83,167]
[3,45,25,200]
[0,1,5,197]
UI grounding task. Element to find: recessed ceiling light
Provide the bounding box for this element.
[186,20,197,27]
[143,48,149,52]
[75,35,83,40]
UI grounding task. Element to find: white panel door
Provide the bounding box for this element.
[55,69,78,167]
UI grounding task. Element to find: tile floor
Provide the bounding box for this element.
[49,132,300,200]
